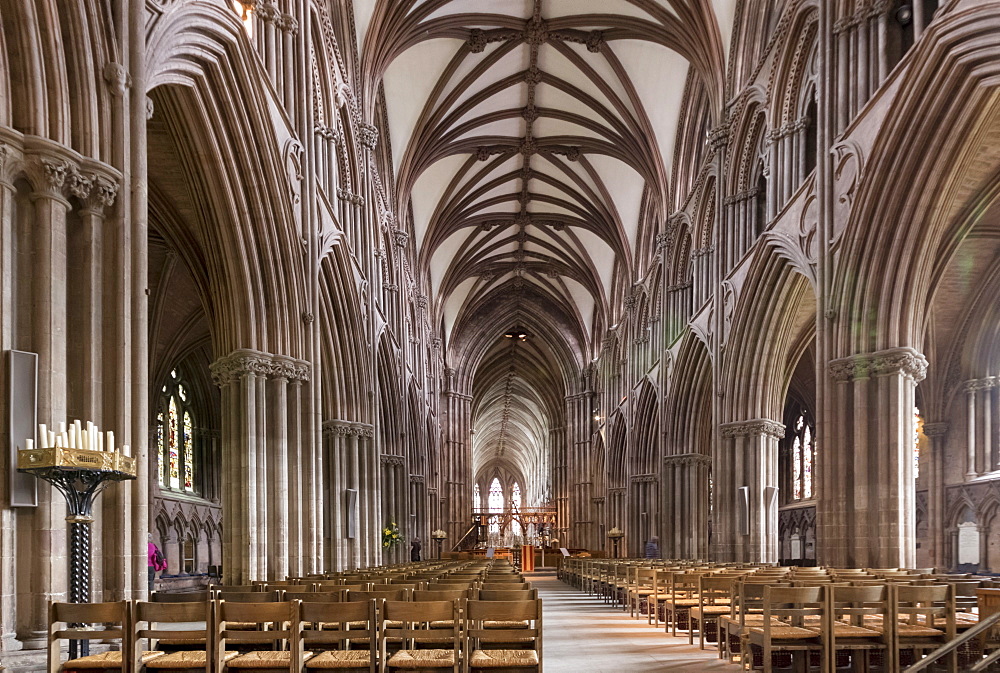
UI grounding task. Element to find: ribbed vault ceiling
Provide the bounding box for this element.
[362,0,733,501]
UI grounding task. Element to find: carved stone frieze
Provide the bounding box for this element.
[664,453,711,466]
[380,454,405,467]
[922,422,949,438]
[829,347,927,382]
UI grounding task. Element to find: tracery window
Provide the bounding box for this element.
[488,478,503,537]
[156,369,197,494]
[790,412,814,501]
[473,483,481,511]
[511,482,522,539]
[914,406,923,479]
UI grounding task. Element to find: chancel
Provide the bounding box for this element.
[1,0,999,671]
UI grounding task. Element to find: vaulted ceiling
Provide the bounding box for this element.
[359,0,733,501]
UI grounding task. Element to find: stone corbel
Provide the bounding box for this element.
[719,419,786,439]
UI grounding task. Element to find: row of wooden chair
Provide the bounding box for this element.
[49,597,543,673]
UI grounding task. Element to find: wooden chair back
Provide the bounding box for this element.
[413,589,471,601]
[133,600,212,669]
[48,601,130,673]
[346,588,411,602]
[215,599,301,669]
[151,590,211,602]
[479,589,538,601]
[298,599,377,673]
[216,590,280,603]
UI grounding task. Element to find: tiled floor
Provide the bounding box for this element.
[533,572,734,672]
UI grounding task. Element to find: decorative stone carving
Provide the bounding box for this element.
[720,419,786,439]
[322,420,374,438]
[336,188,364,206]
[965,376,1000,391]
[210,348,311,386]
[828,347,927,382]
[40,158,71,192]
[358,123,378,150]
[630,473,657,483]
[586,30,604,53]
[380,454,405,467]
[67,171,93,200]
[922,422,949,438]
[467,28,487,53]
[103,63,130,96]
[664,453,712,466]
[393,228,409,247]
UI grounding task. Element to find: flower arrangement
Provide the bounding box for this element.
[382,521,402,548]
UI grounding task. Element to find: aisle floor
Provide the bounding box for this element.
[531,572,733,672]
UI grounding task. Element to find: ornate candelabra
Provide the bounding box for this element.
[17,422,136,657]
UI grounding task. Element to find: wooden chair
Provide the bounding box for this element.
[210,585,259,594]
[464,600,542,673]
[822,584,889,673]
[626,568,655,618]
[48,601,153,672]
[151,591,212,603]
[298,599,377,673]
[414,590,472,602]
[647,568,674,628]
[478,590,537,602]
[890,583,956,673]
[745,585,825,673]
[133,599,232,671]
[345,589,411,603]
[214,599,305,670]
[689,575,736,650]
[664,572,703,636]
[381,600,460,673]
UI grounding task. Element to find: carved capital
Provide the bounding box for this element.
[870,347,927,381]
[965,376,1000,392]
[393,228,409,247]
[720,419,786,439]
[922,422,949,438]
[211,348,311,386]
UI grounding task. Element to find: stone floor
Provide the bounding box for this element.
[533,572,734,672]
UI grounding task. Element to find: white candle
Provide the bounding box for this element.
[58,422,66,435]
[106,431,114,453]
[38,424,48,447]
[24,438,33,451]
[123,444,130,457]
[47,431,56,447]
[97,433,104,452]
[68,429,76,449]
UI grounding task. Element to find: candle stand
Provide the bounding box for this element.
[431,529,447,559]
[18,446,136,658]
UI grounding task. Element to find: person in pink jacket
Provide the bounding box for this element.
[147,533,167,593]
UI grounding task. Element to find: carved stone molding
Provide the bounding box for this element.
[720,419,786,439]
[829,347,928,382]
[707,124,729,153]
[409,474,425,483]
[393,228,409,247]
[210,348,311,386]
[103,63,130,97]
[591,497,605,505]
[608,487,626,495]
[380,454,405,467]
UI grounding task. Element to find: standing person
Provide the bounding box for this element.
[147,533,167,593]
[410,537,422,562]
[644,535,660,559]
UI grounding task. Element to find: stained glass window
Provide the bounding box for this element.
[914,407,923,479]
[803,425,813,499]
[792,437,802,500]
[183,411,194,492]
[156,412,164,485]
[473,484,481,511]
[168,397,180,489]
[157,369,198,494]
[488,478,503,536]
[790,412,815,501]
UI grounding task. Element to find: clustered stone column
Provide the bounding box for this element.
[963,377,999,477]
[322,420,377,570]
[211,349,312,583]
[824,347,927,568]
[443,368,472,544]
[565,391,593,549]
[663,453,711,559]
[922,421,949,569]
[714,419,783,563]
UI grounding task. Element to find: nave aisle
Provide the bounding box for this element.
[532,573,730,672]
